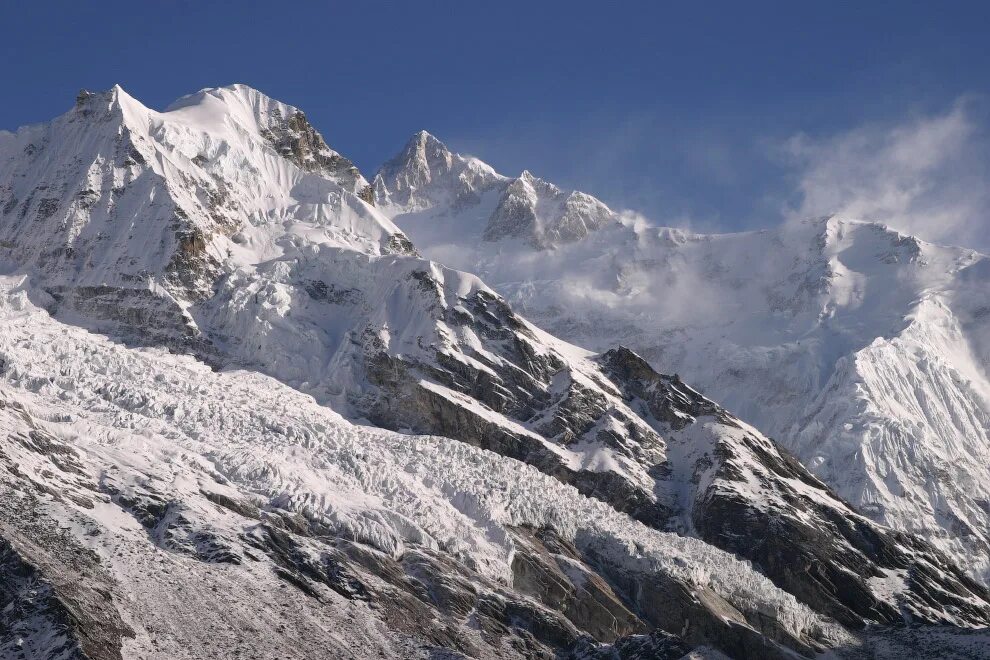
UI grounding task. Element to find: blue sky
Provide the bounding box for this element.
[2,1,988,246]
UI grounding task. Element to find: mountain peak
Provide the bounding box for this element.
[408,128,446,150]
[483,169,614,247]
[375,130,470,208]
[0,83,403,324]
[373,130,510,212]
[70,84,147,125]
[374,140,615,248]
[166,82,280,112]
[398,129,453,173]
[164,83,367,193]
[806,215,925,263]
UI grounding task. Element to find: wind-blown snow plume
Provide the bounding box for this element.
[783,98,990,251]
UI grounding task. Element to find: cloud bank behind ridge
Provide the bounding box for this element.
[782,97,990,252]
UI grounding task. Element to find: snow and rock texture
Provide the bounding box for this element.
[374,131,612,249]
[0,278,850,659]
[3,86,990,658]
[0,84,395,347]
[375,132,990,585]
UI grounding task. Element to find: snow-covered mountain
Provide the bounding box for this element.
[0,276,855,659]
[374,131,990,586]
[2,86,990,659]
[374,131,612,248]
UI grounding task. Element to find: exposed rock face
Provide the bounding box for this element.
[0,463,134,660]
[0,538,94,660]
[509,527,647,642]
[599,347,990,629]
[259,107,367,193]
[598,348,725,429]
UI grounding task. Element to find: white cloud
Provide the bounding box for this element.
[783,98,990,252]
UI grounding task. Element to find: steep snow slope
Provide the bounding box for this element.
[375,132,990,582]
[0,84,396,344]
[0,276,850,659]
[4,87,990,656]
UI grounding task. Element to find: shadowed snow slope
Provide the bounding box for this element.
[3,87,990,659]
[376,132,990,585]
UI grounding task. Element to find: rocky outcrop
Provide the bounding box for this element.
[601,346,990,629]
[509,527,647,642]
[0,502,134,660]
[599,347,727,429]
[259,107,366,194]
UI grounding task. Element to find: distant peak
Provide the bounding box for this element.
[513,170,562,196]
[380,130,453,180]
[412,128,436,142]
[403,129,450,156]
[373,131,505,210]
